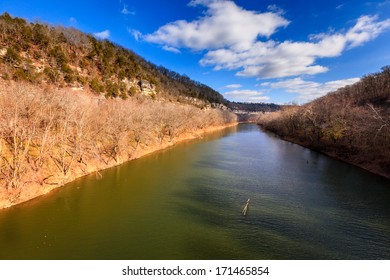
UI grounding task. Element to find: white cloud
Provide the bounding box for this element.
[223,89,270,103]
[162,45,181,53]
[128,28,142,41]
[121,4,135,15]
[225,84,242,89]
[345,15,390,48]
[143,0,289,51]
[141,0,390,80]
[267,4,285,15]
[94,30,110,40]
[200,38,336,78]
[264,77,360,101]
[200,15,390,78]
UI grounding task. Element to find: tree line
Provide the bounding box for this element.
[228,101,280,112]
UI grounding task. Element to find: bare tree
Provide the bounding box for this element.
[0,85,38,194]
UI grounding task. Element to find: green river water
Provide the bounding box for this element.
[0,124,389,259]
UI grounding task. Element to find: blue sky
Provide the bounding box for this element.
[1,0,389,104]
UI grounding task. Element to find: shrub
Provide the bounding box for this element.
[89,78,104,93]
[3,47,21,65]
[48,46,68,67]
[44,67,57,83]
[128,86,137,96]
[13,68,28,81]
[105,81,119,98]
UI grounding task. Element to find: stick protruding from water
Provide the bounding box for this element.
[242,198,250,216]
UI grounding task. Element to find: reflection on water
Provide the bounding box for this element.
[0,124,389,259]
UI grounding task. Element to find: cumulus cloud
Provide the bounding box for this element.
[94,30,110,40]
[140,0,390,79]
[143,0,289,51]
[264,77,360,101]
[223,89,270,102]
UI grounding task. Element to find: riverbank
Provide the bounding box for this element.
[0,122,238,210]
[257,124,390,180]
[257,67,390,180]
[0,81,238,210]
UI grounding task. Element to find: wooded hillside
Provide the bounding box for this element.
[258,67,390,178]
[0,12,226,105]
[0,13,239,208]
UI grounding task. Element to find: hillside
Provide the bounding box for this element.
[258,67,390,178]
[0,13,240,209]
[0,12,228,106]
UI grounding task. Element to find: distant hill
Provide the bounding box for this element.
[228,101,280,112]
[258,66,390,178]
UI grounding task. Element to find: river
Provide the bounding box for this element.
[0,124,389,259]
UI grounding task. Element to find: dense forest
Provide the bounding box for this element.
[0,13,239,208]
[258,67,390,178]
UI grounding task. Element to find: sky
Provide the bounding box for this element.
[1,0,390,104]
